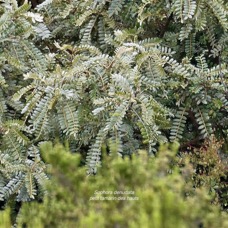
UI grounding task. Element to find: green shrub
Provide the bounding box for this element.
[7,142,226,227]
[0,207,11,228]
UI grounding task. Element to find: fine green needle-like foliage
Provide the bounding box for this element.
[0,142,226,228]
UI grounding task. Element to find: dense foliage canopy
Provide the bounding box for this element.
[0,0,227,226]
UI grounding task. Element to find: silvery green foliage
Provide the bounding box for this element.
[0,1,50,202]
[0,0,227,201]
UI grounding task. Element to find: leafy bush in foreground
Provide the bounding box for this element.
[0,142,226,227]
